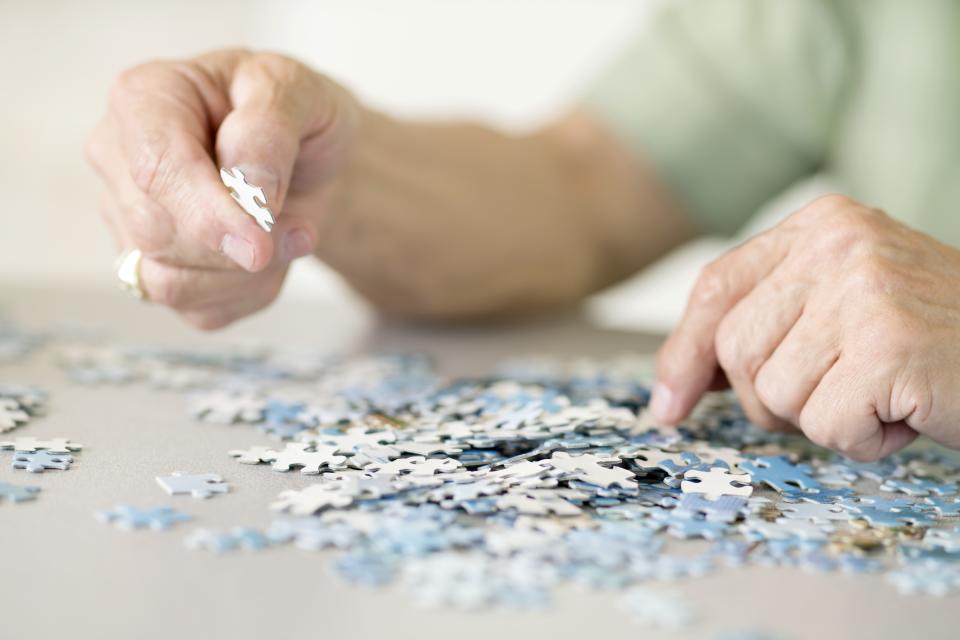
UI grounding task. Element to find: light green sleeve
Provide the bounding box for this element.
[582,0,856,236]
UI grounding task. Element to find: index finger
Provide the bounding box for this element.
[652,230,787,424]
[110,59,274,272]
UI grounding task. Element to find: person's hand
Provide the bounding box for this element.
[86,49,358,329]
[650,194,960,461]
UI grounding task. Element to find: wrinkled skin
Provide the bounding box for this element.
[652,194,960,461]
[86,50,358,329]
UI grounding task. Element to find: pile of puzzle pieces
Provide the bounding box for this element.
[184,353,960,615]
[0,383,58,503]
[5,315,960,630]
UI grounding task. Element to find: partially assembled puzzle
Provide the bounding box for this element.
[4,318,960,632]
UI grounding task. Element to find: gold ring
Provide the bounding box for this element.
[115,248,149,301]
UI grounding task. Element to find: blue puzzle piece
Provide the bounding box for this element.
[839,495,921,513]
[673,493,747,523]
[185,527,284,553]
[96,505,192,530]
[739,456,821,494]
[12,450,72,473]
[782,487,854,504]
[921,496,960,516]
[847,505,936,528]
[0,481,40,503]
[666,517,729,540]
[881,478,958,497]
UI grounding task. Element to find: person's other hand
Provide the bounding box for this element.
[86,49,358,329]
[651,194,960,461]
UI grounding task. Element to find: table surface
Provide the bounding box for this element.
[1,287,955,640]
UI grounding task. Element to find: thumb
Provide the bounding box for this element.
[214,55,330,263]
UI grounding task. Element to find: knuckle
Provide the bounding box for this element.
[122,201,174,255]
[865,309,917,360]
[818,213,877,255]
[745,408,779,433]
[805,193,857,216]
[130,132,203,199]
[109,62,161,105]
[130,132,177,197]
[691,261,730,307]
[799,412,836,451]
[251,52,307,79]
[148,269,190,309]
[754,369,796,421]
[847,254,891,296]
[832,434,872,461]
[714,323,746,379]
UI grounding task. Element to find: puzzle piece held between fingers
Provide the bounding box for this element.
[156,472,229,499]
[219,167,275,232]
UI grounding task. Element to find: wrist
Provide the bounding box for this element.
[319,90,388,220]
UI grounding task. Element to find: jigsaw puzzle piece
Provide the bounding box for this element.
[0,436,83,453]
[96,505,192,530]
[0,481,40,503]
[680,467,752,500]
[156,472,229,499]
[12,450,73,473]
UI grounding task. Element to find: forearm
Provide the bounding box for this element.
[319,108,696,320]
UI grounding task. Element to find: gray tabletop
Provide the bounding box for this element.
[0,287,954,640]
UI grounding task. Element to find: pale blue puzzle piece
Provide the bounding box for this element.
[12,450,72,473]
[0,481,40,503]
[739,456,821,494]
[96,505,192,530]
[185,527,284,553]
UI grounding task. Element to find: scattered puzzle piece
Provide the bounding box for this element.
[680,467,753,500]
[186,527,283,553]
[0,481,40,503]
[156,472,229,499]
[97,505,192,530]
[0,436,83,453]
[267,442,346,475]
[12,450,72,473]
[0,398,29,432]
[739,456,821,494]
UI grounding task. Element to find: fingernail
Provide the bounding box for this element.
[281,229,313,262]
[650,383,680,424]
[220,234,255,271]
